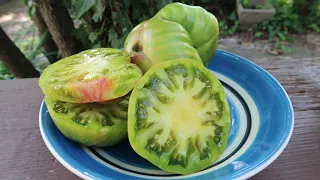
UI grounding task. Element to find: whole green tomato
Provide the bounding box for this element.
[124,3,219,73]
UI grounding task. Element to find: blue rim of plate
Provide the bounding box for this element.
[39,49,294,180]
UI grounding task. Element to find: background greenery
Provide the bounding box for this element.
[1,0,319,80]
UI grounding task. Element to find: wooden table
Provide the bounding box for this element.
[1,58,319,180]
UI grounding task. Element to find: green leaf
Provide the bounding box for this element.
[108,28,119,48]
[24,0,29,6]
[0,62,14,80]
[118,31,130,48]
[96,0,106,21]
[72,24,90,48]
[28,5,36,18]
[280,45,292,54]
[255,32,263,38]
[92,42,101,49]
[229,12,237,21]
[227,21,239,35]
[92,10,100,22]
[219,21,228,31]
[241,0,250,8]
[0,74,14,80]
[309,23,320,33]
[88,32,99,43]
[119,18,131,30]
[274,40,280,49]
[73,0,96,18]
[108,29,118,41]
[277,32,286,41]
[132,7,143,21]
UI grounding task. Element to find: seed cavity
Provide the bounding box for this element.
[135,98,162,132]
[53,101,81,113]
[146,130,176,156]
[135,99,149,131]
[168,148,188,168]
[145,76,162,91]
[156,93,173,104]
[207,93,225,119]
[192,86,209,99]
[183,76,193,91]
[99,111,115,126]
[165,64,188,78]
[163,132,176,152]
[187,138,196,156]
[214,125,223,147]
[119,101,129,111]
[202,120,214,126]
[154,70,176,92]
[195,134,202,153]
[53,101,69,113]
[145,75,174,93]
[58,89,77,101]
[165,65,188,90]
[51,98,128,127]
[73,114,88,125]
[199,146,211,160]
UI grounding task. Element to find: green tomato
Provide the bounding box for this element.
[153,3,219,67]
[38,48,142,103]
[45,95,129,147]
[128,60,230,174]
[124,19,202,73]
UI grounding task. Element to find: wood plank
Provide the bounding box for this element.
[251,59,320,180]
[0,78,78,180]
[0,58,319,179]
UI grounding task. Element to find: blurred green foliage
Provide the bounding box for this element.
[66,0,236,49]
[0,64,14,80]
[67,0,173,49]
[0,23,50,80]
[241,0,273,9]
[254,0,320,51]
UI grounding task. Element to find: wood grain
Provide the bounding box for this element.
[251,58,320,180]
[35,0,83,57]
[0,59,319,180]
[31,7,59,64]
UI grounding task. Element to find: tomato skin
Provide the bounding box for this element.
[153,3,219,67]
[124,19,202,73]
